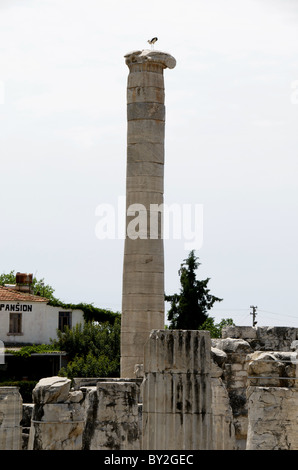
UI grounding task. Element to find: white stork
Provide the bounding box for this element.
[148,37,158,49]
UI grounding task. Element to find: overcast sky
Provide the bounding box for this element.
[1,0,298,328]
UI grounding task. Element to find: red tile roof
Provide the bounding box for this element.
[0,285,48,303]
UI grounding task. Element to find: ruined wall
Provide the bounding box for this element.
[222,325,298,351]
[213,326,298,450]
[3,325,298,451]
[27,376,140,451]
[246,350,298,450]
[212,336,252,449]
[211,348,236,450]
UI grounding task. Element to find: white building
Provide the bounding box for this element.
[0,285,84,345]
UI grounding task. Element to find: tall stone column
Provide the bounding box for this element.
[121,50,176,378]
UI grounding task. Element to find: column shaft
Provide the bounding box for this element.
[121,50,176,377]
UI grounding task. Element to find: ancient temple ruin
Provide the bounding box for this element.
[1,49,298,451]
[2,326,298,450]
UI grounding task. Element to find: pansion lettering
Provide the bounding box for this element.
[0,304,33,312]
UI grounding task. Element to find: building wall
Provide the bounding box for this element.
[0,301,84,345]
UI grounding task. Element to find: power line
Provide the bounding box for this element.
[211,307,298,327]
[258,309,298,320]
[213,308,297,320]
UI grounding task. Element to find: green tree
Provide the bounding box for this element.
[198,317,234,338]
[165,250,223,330]
[53,318,121,379]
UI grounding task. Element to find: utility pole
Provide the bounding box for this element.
[250,305,258,326]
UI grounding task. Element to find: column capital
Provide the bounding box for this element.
[124,49,176,71]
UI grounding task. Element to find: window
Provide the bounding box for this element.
[58,311,72,331]
[9,312,22,334]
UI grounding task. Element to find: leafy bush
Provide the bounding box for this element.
[198,317,235,338]
[59,352,119,379]
[53,318,121,379]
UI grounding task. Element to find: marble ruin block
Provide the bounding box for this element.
[87,381,140,450]
[0,386,22,450]
[142,329,212,450]
[28,377,84,450]
[246,350,298,450]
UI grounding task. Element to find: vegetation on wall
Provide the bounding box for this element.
[48,299,120,325]
[0,270,120,325]
[6,344,58,358]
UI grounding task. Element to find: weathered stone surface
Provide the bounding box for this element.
[126,161,164,178]
[291,340,298,350]
[121,49,175,378]
[142,330,212,450]
[212,336,252,449]
[122,271,164,295]
[124,237,164,255]
[28,419,84,450]
[247,386,298,450]
[0,387,22,450]
[21,403,34,428]
[222,325,298,351]
[247,351,298,388]
[256,327,298,351]
[122,253,164,273]
[211,377,236,450]
[211,346,227,368]
[211,345,236,449]
[127,142,164,164]
[125,50,176,70]
[127,120,165,144]
[127,86,165,104]
[127,71,164,89]
[67,390,84,403]
[213,337,252,355]
[87,381,140,450]
[214,326,298,449]
[222,326,257,340]
[127,102,165,121]
[32,376,71,404]
[134,364,144,378]
[28,380,85,450]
